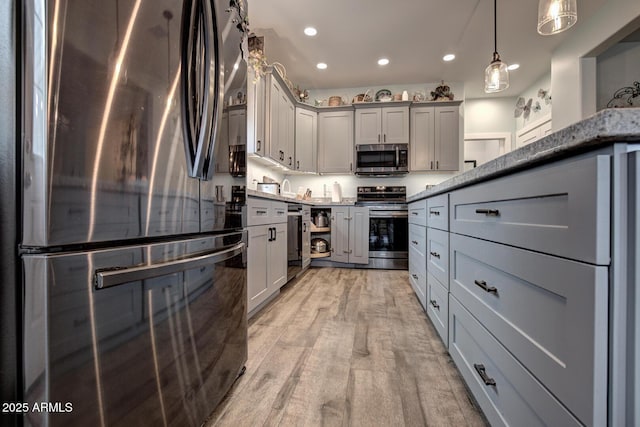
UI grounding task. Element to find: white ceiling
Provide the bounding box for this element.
[249,0,607,99]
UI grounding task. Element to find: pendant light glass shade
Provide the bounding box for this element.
[537,0,577,35]
[484,0,509,93]
[484,53,509,93]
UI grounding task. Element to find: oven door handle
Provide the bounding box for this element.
[368,211,409,218]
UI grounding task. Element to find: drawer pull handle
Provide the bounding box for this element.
[475,208,500,217]
[429,299,440,310]
[256,210,267,214]
[411,212,419,215]
[474,279,498,294]
[412,240,419,245]
[474,364,496,386]
[430,210,440,216]
[430,251,440,259]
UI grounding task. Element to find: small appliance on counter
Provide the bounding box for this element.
[256,182,280,195]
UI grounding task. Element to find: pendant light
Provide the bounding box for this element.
[484,0,509,93]
[537,0,577,35]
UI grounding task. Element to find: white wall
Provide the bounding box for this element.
[515,73,552,131]
[247,157,285,189]
[596,41,640,110]
[551,0,640,130]
[464,97,517,135]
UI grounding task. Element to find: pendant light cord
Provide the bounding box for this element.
[493,0,497,55]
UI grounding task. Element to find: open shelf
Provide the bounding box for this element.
[309,221,330,233]
[310,251,331,259]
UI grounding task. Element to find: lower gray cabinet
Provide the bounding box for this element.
[450,233,607,426]
[448,295,582,427]
[426,272,447,345]
[330,206,369,264]
[247,223,287,314]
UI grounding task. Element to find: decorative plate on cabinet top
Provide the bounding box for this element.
[375,89,392,101]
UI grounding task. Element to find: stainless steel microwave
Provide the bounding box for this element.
[355,144,409,175]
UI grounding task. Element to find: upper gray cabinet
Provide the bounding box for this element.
[268,74,295,168]
[318,109,354,174]
[355,104,409,145]
[295,106,317,172]
[410,102,462,171]
[227,105,246,146]
[247,68,266,156]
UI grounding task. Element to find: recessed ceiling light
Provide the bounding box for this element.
[316,62,327,70]
[378,58,389,66]
[443,54,456,61]
[507,63,520,70]
[304,27,317,36]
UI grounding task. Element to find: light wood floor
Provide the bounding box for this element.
[205,267,487,427]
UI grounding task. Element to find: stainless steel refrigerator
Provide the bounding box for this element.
[3,0,249,425]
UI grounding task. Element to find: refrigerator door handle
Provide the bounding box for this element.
[95,242,244,290]
[199,0,223,180]
[181,0,218,179]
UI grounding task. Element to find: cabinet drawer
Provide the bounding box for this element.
[247,199,288,226]
[426,194,448,231]
[408,223,426,258]
[408,200,427,226]
[426,273,448,346]
[427,227,449,288]
[449,155,610,265]
[450,233,607,426]
[247,198,272,226]
[449,296,582,427]
[408,254,426,310]
[271,201,288,223]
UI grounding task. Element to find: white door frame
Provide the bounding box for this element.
[464,132,514,153]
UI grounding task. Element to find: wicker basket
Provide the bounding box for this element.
[328,96,342,107]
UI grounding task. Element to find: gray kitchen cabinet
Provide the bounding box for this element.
[354,105,409,145]
[408,199,427,310]
[448,296,582,427]
[330,206,369,264]
[302,206,311,268]
[295,106,317,172]
[267,74,295,167]
[214,111,230,174]
[247,198,288,315]
[449,232,607,427]
[318,109,354,173]
[449,155,611,265]
[228,106,246,146]
[410,102,461,171]
[247,68,266,156]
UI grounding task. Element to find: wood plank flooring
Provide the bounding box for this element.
[205,268,487,427]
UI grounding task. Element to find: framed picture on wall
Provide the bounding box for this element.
[464,160,477,172]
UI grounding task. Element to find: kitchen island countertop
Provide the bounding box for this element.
[408,108,640,201]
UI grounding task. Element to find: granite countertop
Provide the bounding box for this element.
[246,189,356,206]
[408,108,640,202]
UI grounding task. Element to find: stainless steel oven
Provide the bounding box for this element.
[357,186,408,270]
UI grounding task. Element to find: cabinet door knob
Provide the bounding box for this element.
[297,160,300,169]
[474,279,498,294]
[411,240,418,245]
[257,140,261,151]
[429,251,440,259]
[474,364,496,386]
[430,210,440,216]
[412,273,418,279]
[430,161,433,170]
[429,299,440,310]
[436,160,439,169]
